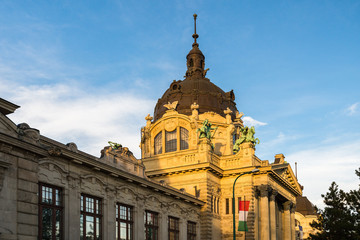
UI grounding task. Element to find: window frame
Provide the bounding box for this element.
[180,127,189,150]
[80,193,102,240]
[168,216,179,240]
[187,221,197,240]
[38,182,63,240]
[144,210,159,240]
[116,203,133,240]
[154,131,163,155]
[165,129,177,153]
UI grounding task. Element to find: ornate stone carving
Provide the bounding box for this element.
[257,185,270,198]
[100,145,146,178]
[269,189,278,201]
[17,122,40,142]
[145,114,153,128]
[163,101,178,110]
[48,146,62,157]
[66,142,78,152]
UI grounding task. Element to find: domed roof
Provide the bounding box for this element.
[153,14,238,122]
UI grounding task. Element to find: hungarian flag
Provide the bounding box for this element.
[238,200,250,231]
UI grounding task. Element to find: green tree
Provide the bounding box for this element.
[309,168,360,240]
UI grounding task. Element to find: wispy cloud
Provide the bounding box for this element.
[346,102,359,116]
[243,116,267,127]
[1,80,154,158]
[287,141,360,209]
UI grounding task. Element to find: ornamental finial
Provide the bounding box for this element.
[192,14,199,47]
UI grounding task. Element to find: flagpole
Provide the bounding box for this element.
[232,169,259,240]
[244,195,246,240]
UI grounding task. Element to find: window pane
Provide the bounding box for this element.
[42,208,52,240]
[166,130,177,152]
[80,214,84,239]
[86,216,94,239]
[42,186,53,204]
[96,218,100,240]
[56,209,61,240]
[120,222,127,239]
[154,132,162,155]
[180,127,189,150]
[56,189,61,206]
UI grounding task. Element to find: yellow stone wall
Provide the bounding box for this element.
[141,108,303,240]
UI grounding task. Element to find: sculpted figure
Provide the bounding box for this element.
[233,126,260,153]
[163,101,178,110]
[108,141,122,150]
[197,119,217,140]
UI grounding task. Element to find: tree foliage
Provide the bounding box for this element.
[309,168,360,240]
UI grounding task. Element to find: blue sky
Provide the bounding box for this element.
[1,0,359,208]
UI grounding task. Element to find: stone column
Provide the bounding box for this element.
[290,204,296,240]
[258,185,270,240]
[283,201,291,240]
[269,190,278,240]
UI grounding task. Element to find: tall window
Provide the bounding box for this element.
[80,194,102,240]
[226,198,230,214]
[180,127,189,150]
[116,203,133,240]
[39,183,63,240]
[165,130,177,152]
[187,221,196,240]
[154,132,162,155]
[144,211,158,240]
[168,217,179,240]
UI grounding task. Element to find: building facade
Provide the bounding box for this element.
[141,15,303,240]
[0,15,306,240]
[0,98,203,240]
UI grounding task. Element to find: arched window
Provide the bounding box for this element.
[189,58,194,67]
[154,132,162,155]
[165,130,177,153]
[180,127,189,150]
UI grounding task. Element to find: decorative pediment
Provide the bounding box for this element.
[273,165,302,193]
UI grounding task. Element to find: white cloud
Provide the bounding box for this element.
[346,102,359,116]
[1,80,154,158]
[243,116,267,127]
[286,141,360,209]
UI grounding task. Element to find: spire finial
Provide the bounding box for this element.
[192,13,199,47]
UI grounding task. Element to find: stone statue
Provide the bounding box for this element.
[233,126,260,153]
[197,119,218,140]
[163,101,178,110]
[108,141,122,150]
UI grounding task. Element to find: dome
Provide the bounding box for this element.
[153,14,237,121]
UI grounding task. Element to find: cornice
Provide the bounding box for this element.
[0,98,20,115]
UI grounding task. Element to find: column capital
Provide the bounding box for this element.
[257,184,270,198]
[269,190,278,201]
[283,201,295,211]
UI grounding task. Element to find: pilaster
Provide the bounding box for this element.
[283,201,292,240]
[258,185,270,240]
[290,204,296,240]
[269,190,278,240]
